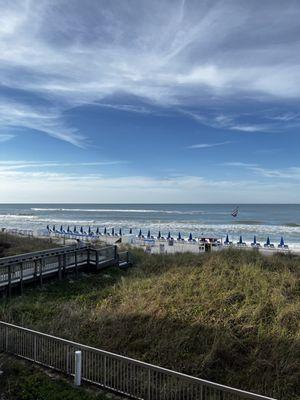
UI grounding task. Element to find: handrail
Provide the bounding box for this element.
[0,245,85,266]
[0,321,276,400]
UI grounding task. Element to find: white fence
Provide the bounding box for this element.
[0,321,276,400]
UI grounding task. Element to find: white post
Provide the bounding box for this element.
[74,350,82,386]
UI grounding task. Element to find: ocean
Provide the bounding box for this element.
[0,204,300,248]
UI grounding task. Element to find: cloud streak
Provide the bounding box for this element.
[1,1,300,145]
[187,141,232,149]
[0,133,15,142]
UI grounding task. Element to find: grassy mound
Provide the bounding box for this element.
[0,232,57,257]
[0,248,299,399]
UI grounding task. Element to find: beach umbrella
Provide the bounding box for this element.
[167,231,171,240]
[178,232,181,240]
[119,228,122,236]
[80,226,84,234]
[253,235,257,244]
[158,231,161,239]
[225,234,229,244]
[266,236,270,246]
[189,233,193,241]
[96,227,99,235]
[112,227,115,236]
[129,228,132,234]
[104,227,107,235]
[138,229,142,237]
[280,236,285,247]
[239,235,243,244]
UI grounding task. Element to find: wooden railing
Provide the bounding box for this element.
[0,321,276,400]
[0,245,130,297]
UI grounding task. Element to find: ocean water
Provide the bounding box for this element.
[0,204,299,247]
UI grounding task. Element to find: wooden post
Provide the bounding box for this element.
[34,259,38,287]
[20,262,23,295]
[63,253,67,277]
[58,255,62,281]
[40,259,43,287]
[87,247,90,268]
[8,264,11,298]
[75,250,78,278]
[96,250,99,269]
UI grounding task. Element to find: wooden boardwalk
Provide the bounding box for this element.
[0,244,131,297]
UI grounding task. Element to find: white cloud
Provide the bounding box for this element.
[0,160,128,171]
[224,162,300,180]
[223,162,258,168]
[187,141,232,149]
[1,1,300,145]
[0,168,298,203]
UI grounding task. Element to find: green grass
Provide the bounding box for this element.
[0,237,299,399]
[0,355,114,400]
[0,232,58,257]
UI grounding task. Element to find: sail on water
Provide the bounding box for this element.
[231,206,239,217]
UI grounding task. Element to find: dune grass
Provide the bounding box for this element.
[0,232,57,257]
[0,239,299,399]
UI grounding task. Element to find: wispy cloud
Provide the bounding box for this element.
[0,168,299,203]
[222,162,258,168]
[183,111,270,133]
[187,141,232,149]
[0,100,86,147]
[1,0,300,145]
[0,160,128,171]
[0,133,15,142]
[223,162,300,180]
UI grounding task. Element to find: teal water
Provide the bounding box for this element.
[0,204,299,247]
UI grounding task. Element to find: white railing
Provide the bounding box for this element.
[0,321,276,400]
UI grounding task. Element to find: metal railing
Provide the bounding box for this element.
[0,321,276,400]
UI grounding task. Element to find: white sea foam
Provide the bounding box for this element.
[30,207,214,215]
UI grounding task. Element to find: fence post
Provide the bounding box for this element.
[5,326,8,351]
[96,250,99,269]
[87,247,90,268]
[58,255,62,281]
[34,335,37,361]
[63,253,67,277]
[75,251,78,278]
[20,262,23,294]
[34,259,38,286]
[40,259,43,287]
[147,368,151,400]
[74,350,82,386]
[8,264,11,298]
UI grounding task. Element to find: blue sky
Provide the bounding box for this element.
[0,0,300,203]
